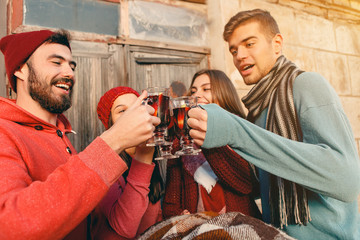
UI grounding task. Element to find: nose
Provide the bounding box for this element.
[192,90,201,98]
[235,46,248,61]
[62,63,75,80]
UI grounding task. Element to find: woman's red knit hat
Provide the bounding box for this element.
[97,86,140,129]
[0,30,54,92]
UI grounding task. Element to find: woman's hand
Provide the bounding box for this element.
[134,144,155,165]
[181,209,190,215]
[188,107,208,146]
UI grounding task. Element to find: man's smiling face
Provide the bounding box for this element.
[26,42,76,113]
[228,21,281,85]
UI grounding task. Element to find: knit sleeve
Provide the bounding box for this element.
[162,157,184,219]
[202,146,252,195]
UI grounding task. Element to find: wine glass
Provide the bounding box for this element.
[143,87,171,147]
[172,96,201,156]
[154,114,179,160]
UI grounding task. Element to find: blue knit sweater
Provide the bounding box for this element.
[201,72,360,240]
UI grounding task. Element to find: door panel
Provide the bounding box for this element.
[128,45,208,92]
[65,42,208,152]
[65,41,127,152]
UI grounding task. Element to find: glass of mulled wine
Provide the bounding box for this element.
[172,96,201,156]
[154,114,179,160]
[143,87,172,147]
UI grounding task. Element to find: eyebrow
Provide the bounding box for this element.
[113,104,126,110]
[229,36,257,51]
[48,54,77,68]
[191,83,211,89]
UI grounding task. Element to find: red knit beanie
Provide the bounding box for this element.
[0,30,54,92]
[97,86,140,129]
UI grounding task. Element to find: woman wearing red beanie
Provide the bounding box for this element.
[162,69,261,219]
[92,86,163,239]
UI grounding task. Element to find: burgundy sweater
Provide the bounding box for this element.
[0,97,127,240]
[163,139,260,219]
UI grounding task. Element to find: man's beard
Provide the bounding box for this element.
[27,64,73,114]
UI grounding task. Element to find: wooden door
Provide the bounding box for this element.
[64,41,128,152]
[65,42,208,152]
[126,45,208,93]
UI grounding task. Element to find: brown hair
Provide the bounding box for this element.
[190,69,246,118]
[45,29,71,50]
[223,9,280,42]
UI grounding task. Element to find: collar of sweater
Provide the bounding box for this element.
[0,96,73,134]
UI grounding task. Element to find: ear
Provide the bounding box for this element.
[272,34,283,55]
[13,63,29,81]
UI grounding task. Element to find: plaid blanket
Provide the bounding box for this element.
[138,212,296,239]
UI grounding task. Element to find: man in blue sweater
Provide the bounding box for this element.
[187,9,360,239]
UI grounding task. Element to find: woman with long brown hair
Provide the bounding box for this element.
[163,69,260,219]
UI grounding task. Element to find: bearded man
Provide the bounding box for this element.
[0,29,159,239]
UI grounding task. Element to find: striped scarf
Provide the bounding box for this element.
[242,55,311,228]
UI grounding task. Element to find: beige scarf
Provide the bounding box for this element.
[242,55,310,228]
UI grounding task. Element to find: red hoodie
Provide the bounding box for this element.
[0,97,128,240]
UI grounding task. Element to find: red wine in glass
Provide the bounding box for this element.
[165,114,176,143]
[147,94,171,131]
[171,96,201,156]
[144,87,176,161]
[173,106,190,139]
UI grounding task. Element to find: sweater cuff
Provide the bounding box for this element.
[78,137,128,187]
[127,159,155,184]
[202,104,230,149]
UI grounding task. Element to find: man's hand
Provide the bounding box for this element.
[100,90,160,154]
[187,107,208,146]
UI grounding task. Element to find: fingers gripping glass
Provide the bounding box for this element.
[172,96,201,156]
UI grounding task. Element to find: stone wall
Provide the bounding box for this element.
[207,0,360,211]
[208,0,360,155]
